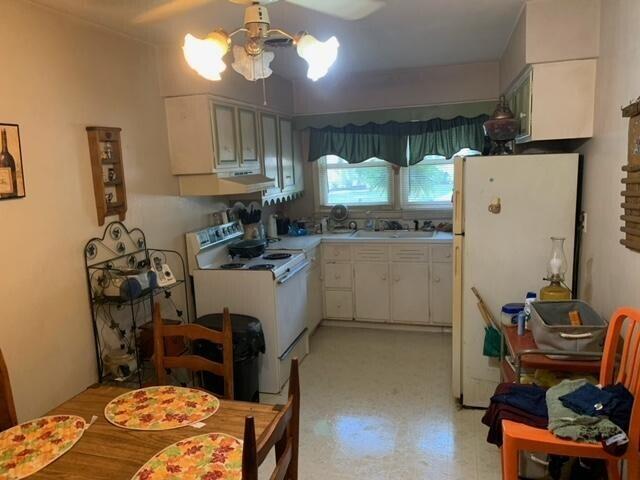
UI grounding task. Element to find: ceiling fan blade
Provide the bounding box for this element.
[285,0,385,20]
[133,0,215,24]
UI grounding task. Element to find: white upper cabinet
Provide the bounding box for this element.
[260,113,280,194]
[507,59,597,143]
[238,108,259,168]
[211,103,239,169]
[165,95,258,175]
[279,118,295,189]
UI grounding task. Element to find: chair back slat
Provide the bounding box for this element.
[153,304,234,400]
[242,358,300,480]
[0,349,17,431]
[268,441,292,480]
[599,308,640,451]
[162,324,225,345]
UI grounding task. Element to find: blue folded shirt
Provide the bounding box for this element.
[559,383,633,432]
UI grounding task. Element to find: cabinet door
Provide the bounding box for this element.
[307,262,323,332]
[324,263,352,289]
[238,108,258,167]
[260,113,280,192]
[515,72,532,138]
[354,263,390,322]
[211,103,239,169]
[391,263,429,324]
[430,262,453,325]
[325,290,353,320]
[279,117,295,189]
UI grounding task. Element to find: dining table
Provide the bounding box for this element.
[26,385,279,479]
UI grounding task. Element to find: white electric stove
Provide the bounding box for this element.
[185,222,309,394]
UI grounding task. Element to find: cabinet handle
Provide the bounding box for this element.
[334,274,341,279]
[393,276,401,283]
[434,276,441,283]
[381,274,388,281]
[520,112,527,118]
[446,252,451,258]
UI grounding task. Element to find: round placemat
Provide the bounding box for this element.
[0,415,86,479]
[104,386,220,430]
[131,432,242,480]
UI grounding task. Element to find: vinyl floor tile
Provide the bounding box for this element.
[260,326,501,479]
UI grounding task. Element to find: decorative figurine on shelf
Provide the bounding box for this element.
[105,192,114,204]
[107,168,116,182]
[483,95,520,155]
[102,142,113,162]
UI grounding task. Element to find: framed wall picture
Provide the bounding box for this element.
[0,123,25,200]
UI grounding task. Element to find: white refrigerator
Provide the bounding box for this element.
[452,154,581,408]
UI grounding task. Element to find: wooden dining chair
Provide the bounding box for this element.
[0,348,17,431]
[242,358,300,480]
[153,303,235,399]
[501,307,640,480]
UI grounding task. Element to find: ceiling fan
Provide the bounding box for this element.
[173,0,384,83]
[134,0,386,24]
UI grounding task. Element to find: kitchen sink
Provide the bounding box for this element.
[351,230,435,239]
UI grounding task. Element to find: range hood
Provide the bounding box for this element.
[178,173,275,196]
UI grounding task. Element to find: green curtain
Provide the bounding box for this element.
[406,115,489,165]
[308,115,488,166]
[308,122,407,166]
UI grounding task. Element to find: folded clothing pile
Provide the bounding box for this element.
[482,379,634,447]
[482,383,548,447]
[548,378,633,449]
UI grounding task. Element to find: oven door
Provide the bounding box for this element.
[275,260,311,356]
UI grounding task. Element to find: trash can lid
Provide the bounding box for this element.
[195,313,265,358]
[501,303,525,314]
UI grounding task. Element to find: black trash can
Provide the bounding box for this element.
[193,313,265,402]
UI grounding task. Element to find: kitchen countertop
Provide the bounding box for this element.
[267,231,453,252]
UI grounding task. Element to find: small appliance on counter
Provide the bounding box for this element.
[100,268,157,301]
[267,214,278,239]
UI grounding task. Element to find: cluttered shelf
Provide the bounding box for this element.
[502,326,602,373]
[93,280,185,306]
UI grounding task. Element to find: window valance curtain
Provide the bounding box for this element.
[308,115,488,166]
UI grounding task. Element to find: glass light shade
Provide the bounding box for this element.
[296,34,339,81]
[547,237,568,280]
[183,32,230,81]
[232,45,275,81]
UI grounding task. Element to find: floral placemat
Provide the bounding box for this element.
[0,415,86,479]
[104,387,220,430]
[131,433,242,480]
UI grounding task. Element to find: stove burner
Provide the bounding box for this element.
[248,264,275,271]
[220,263,245,270]
[263,253,292,260]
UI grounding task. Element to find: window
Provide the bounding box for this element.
[318,155,393,207]
[401,155,454,209]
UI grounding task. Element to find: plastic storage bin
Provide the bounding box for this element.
[501,303,525,326]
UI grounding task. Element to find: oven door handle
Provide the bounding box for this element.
[277,260,311,284]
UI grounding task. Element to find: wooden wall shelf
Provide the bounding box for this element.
[87,127,127,226]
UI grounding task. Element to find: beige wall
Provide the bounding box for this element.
[577,0,640,317]
[0,1,232,420]
[499,0,600,92]
[293,62,499,115]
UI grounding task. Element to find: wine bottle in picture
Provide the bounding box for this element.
[0,128,17,198]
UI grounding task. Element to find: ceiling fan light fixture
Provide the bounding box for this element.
[232,45,275,81]
[183,31,230,81]
[296,34,340,81]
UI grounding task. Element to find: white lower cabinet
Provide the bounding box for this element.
[325,290,353,320]
[322,242,452,326]
[430,262,453,325]
[306,249,323,333]
[354,263,390,321]
[391,263,429,324]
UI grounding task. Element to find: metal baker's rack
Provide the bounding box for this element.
[83,221,190,387]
